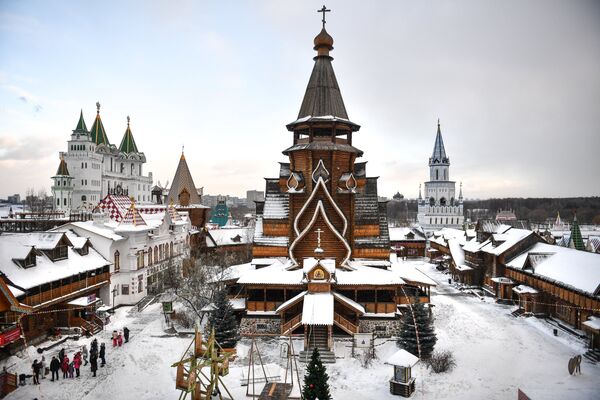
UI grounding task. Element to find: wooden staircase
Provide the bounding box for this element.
[299,325,336,364]
[75,317,102,335]
[583,349,600,364]
[333,313,358,335]
[281,314,302,335]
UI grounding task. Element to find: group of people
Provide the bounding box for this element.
[29,326,130,385]
[111,327,129,347]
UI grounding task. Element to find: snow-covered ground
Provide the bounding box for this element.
[4,260,600,399]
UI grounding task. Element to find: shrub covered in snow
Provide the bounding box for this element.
[427,350,456,373]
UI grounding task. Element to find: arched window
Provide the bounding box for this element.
[131,163,135,175]
[435,218,438,225]
[148,247,153,265]
[440,197,447,206]
[81,195,86,202]
[63,198,67,206]
[120,163,124,173]
[154,246,158,262]
[450,197,455,206]
[170,242,174,257]
[57,198,60,206]
[429,197,435,206]
[114,251,120,273]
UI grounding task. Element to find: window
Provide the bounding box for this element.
[114,251,120,273]
[131,163,134,175]
[154,246,158,262]
[122,284,129,295]
[443,169,446,180]
[57,198,60,206]
[170,242,174,257]
[81,195,87,202]
[137,250,145,269]
[138,275,143,293]
[120,163,124,173]
[148,247,153,265]
[429,197,435,206]
[64,198,67,206]
[57,180,60,187]
[436,169,439,180]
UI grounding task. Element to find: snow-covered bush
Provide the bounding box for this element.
[427,350,455,373]
[171,309,194,328]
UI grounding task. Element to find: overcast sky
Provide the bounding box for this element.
[1,0,599,200]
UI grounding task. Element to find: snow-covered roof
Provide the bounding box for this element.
[512,285,538,295]
[303,258,335,274]
[583,316,600,331]
[480,228,533,256]
[302,293,334,325]
[70,221,124,241]
[448,238,465,266]
[7,284,24,298]
[253,218,289,247]
[390,261,437,286]
[67,295,100,306]
[332,291,365,314]
[275,290,307,313]
[207,228,252,247]
[386,349,419,367]
[506,242,600,295]
[491,277,514,284]
[462,238,485,253]
[22,232,66,250]
[236,260,304,285]
[336,266,406,286]
[0,232,110,290]
[389,227,424,242]
[201,298,247,312]
[347,259,391,269]
[455,264,473,272]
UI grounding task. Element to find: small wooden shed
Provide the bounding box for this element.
[386,349,419,397]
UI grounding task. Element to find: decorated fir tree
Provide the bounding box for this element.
[302,347,332,400]
[207,287,240,349]
[397,302,437,359]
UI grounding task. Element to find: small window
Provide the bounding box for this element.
[122,284,129,295]
[114,250,120,273]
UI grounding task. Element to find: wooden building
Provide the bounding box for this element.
[389,227,426,259]
[222,20,436,362]
[0,231,111,350]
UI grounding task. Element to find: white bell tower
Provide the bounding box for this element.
[52,154,74,212]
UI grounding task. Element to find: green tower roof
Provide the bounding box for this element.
[90,102,110,145]
[118,116,139,154]
[210,201,229,227]
[568,214,585,251]
[55,157,70,176]
[73,109,88,133]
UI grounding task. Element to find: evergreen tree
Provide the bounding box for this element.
[302,347,331,400]
[397,302,437,359]
[207,287,240,348]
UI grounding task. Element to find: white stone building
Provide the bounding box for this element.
[59,196,190,306]
[417,121,464,231]
[54,103,152,211]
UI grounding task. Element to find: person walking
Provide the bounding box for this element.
[40,356,47,380]
[58,348,65,365]
[123,327,130,343]
[99,343,106,367]
[31,360,41,385]
[117,331,123,347]
[82,345,89,366]
[68,359,74,379]
[112,330,118,347]
[74,352,82,377]
[61,355,69,379]
[49,356,60,382]
[90,352,98,377]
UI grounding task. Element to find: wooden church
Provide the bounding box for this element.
[224,13,435,362]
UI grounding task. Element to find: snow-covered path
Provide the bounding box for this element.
[4,261,600,399]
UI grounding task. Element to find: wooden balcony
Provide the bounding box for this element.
[20,272,110,308]
[364,302,397,313]
[396,295,429,305]
[281,314,302,335]
[247,301,281,312]
[333,313,358,334]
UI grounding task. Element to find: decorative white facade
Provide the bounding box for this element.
[417,121,464,231]
[61,197,190,306]
[55,103,153,211]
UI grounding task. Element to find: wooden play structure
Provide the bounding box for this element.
[172,327,235,400]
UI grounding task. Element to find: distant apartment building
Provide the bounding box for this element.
[246,190,264,209]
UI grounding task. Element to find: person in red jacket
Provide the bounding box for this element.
[61,356,69,379]
[73,352,82,378]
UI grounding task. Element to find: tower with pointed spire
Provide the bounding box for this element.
[58,103,153,211]
[417,120,464,231]
[51,154,74,212]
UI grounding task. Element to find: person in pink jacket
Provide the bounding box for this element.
[73,352,82,378]
[112,330,118,347]
[117,331,123,347]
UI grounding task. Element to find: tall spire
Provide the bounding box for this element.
[118,115,139,154]
[290,7,353,128]
[429,119,449,165]
[459,182,463,201]
[166,151,201,206]
[55,155,70,176]
[418,184,422,200]
[73,109,88,133]
[89,101,110,145]
[568,212,585,251]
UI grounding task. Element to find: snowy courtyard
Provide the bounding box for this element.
[3,261,599,400]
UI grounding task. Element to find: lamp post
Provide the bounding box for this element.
[111,286,118,310]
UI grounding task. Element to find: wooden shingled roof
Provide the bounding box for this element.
[166,153,201,206]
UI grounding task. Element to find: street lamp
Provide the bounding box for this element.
[111,286,118,310]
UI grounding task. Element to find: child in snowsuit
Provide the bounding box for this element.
[99,343,106,367]
[68,360,74,378]
[112,330,118,347]
[61,356,69,379]
[74,352,82,377]
[117,331,123,347]
[49,356,60,381]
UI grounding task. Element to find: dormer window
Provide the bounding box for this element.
[17,251,37,268]
[48,245,68,261]
[78,244,89,256]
